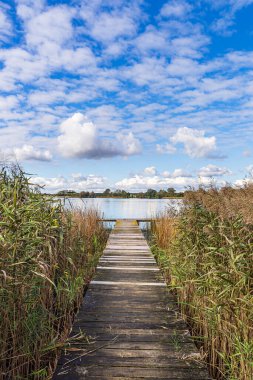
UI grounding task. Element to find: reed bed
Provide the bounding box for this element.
[0,165,108,379]
[152,186,253,380]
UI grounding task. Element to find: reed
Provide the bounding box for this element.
[0,165,108,379]
[152,186,253,380]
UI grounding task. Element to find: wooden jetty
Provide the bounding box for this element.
[53,220,211,380]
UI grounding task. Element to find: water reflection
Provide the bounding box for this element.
[62,197,182,220]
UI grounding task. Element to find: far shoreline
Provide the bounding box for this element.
[47,195,184,199]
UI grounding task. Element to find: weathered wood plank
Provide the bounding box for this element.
[55,366,211,380]
[53,219,210,380]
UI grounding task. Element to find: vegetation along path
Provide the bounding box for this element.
[53,220,211,380]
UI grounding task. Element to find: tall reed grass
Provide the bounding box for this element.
[152,186,253,380]
[0,165,108,379]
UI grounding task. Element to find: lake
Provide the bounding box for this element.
[62,197,182,220]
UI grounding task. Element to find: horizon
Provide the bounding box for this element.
[1,0,253,192]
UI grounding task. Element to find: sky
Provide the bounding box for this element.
[1,0,253,192]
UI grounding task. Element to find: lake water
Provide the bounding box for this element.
[62,197,182,220]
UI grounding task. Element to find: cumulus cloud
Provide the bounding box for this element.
[156,143,177,154]
[170,127,217,158]
[234,177,253,187]
[33,173,106,193]
[13,145,52,161]
[115,166,194,191]
[115,164,230,191]
[198,164,232,177]
[171,168,192,177]
[57,113,141,159]
[115,173,209,191]
[161,168,192,178]
[144,166,157,175]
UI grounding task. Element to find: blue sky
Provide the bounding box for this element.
[1,0,253,192]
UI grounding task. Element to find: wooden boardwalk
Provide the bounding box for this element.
[53,220,211,380]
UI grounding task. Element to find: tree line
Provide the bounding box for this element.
[55,188,184,199]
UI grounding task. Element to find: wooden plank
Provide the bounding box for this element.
[55,366,211,379]
[90,281,166,286]
[96,266,159,271]
[53,219,210,380]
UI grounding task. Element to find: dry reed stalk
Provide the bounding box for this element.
[0,165,108,379]
[153,187,253,380]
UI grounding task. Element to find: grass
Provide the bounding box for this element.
[152,185,253,380]
[0,165,108,379]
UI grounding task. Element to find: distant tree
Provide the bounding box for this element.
[57,190,77,196]
[146,189,158,198]
[158,189,167,198]
[114,189,130,198]
[80,191,90,198]
[103,188,111,196]
[167,187,176,196]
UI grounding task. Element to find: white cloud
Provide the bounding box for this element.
[80,3,141,46]
[172,168,192,177]
[232,0,253,11]
[57,113,141,159]
[33,173,106,193]
[207,0,253,35]
[234,178,253,187]
[0,95,19,110]
[170,127,217,158]
[4,4,97,85]
[89,12,136,43]
[162,171,170,177]
[144,166,157,176]
[198,164,231,177]
[207,0,253,12]
[169,35,210,58]
[23,5,75,47]
[115,164,231,191]
[134,27,167,53]
[160,1,192,18]
[167,57,202,77]
[13,145,52,161]
[161,168,192,178]
[115,173,210,191]
[156,143,177,154]
[211,15,235,36]
[124,57,168,86]
[16,0,45,20]
[120,132,142,156]
[0,5,12,41]
[0,48,48,85]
